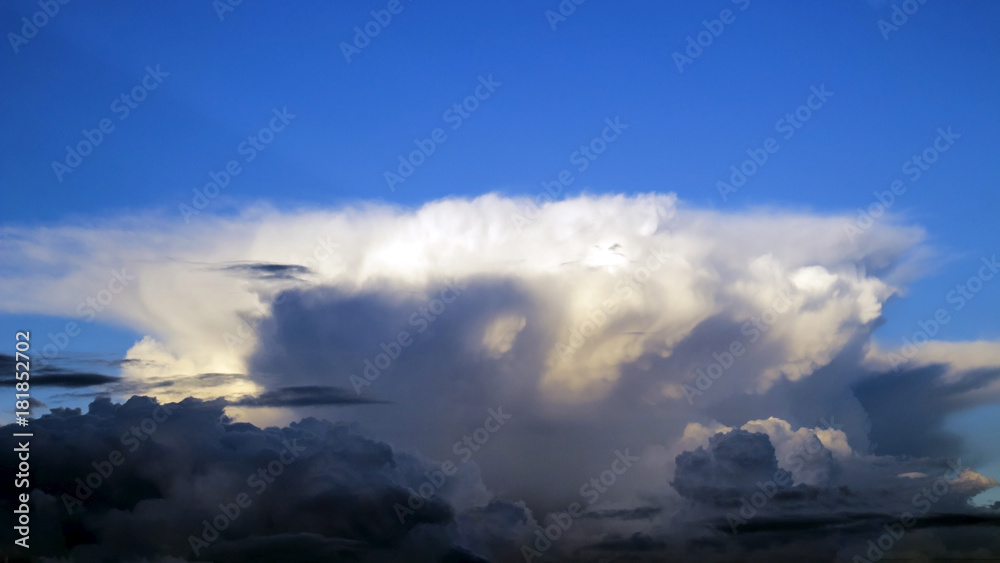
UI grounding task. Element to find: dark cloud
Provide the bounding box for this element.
[582,506,662,521]
[661,428,1000,562]
[584,532,666,552]
[0,372,118,388]
[0,354,120,389]
[216,262,311,280]
[851,364,999,459]
[0,395,531,562]
[229,385,389,407]
[672,430,782,504]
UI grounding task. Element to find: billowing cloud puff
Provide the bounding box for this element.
[672,429,781,502]
[741,417,849,485]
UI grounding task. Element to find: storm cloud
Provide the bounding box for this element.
[1,194,998,561]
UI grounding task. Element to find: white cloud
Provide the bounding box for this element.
[0,193,925,404]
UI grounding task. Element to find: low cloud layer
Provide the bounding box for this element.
[0,397,531,562]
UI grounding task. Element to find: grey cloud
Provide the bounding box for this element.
[672,430,782,504]
[215,262,312,281]
[854,363,1000,459]
[0,354,119,388]
[0,396,532,562]
[0,373,119,388]
[664,428,999,562]
[228,386,390,407]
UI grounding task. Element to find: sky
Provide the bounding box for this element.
[1,1,999,561]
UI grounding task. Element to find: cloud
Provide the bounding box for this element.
[865,338,1000,386]
[0,373,119,388]
[15,394,993,562]
[228,386,390,407]
[740,417,849,485]
[0,354,120,388]
[667,425,999,561]
[0,193,923,402]
[0,396,530,562]
[213,261,312,281]
[584,531,666,552]
[1,193,999,560]
[672,429,781,503]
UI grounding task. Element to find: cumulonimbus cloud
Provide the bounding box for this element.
[2,192,999,561]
